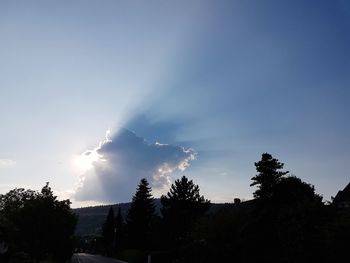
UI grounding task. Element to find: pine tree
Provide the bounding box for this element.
[251,153,289,199]
[126,178,155,249]
[161,176,210,243]
[115,207,124,251]
[102,207,115,248]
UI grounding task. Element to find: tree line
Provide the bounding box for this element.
[91,152,350,263]
[1,152,349,263]
[93,176,210,260]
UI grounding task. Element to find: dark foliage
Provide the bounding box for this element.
[72,199,224,237]
[0,183,77,262]
[102,207,115,255]
[126,178,155,249]
[72,153,349,263]
[115,207,124,251]
[272,176,323,205]
[161,176,210,246]
[73,202,133,236]
[165,153,348,263]
[251,152,289,199]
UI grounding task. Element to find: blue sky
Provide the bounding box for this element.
[0,0,349,207]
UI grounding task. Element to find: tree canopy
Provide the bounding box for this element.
[272,176,323,205]
[0,183,77,262]
[161,176,210,243]
[161,176,210,215]
[74,154,349,263]
[251,153,289,199]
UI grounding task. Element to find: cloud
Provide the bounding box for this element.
[74,129,196,203]
[0,159,16,168]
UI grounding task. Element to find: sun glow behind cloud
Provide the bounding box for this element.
[72,130,112,175]
[1,0,348,207]
[72,128,197,203]
[72,151,101,175]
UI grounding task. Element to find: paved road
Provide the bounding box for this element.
[72,253,128,263]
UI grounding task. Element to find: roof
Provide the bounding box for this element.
[333,182,350,204]
[343,182,350,192]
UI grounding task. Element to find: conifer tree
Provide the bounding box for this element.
[161,176,210,243]
[126,178,155,249]
[102,207,115,248]
[115,207,124,251]
[251,153,289,199]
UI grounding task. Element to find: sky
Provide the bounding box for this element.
[1,0,349,207]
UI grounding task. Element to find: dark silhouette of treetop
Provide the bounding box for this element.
[161,176,210,243]
[126,178,155,249]
[0,183,76,262]
[41,182,55,198]
[161,176,209,208]
[272,176,323,205]
[251,153,289,199]
[127,178,155,225]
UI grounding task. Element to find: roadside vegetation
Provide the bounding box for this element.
[0,184,77,263]
[1,153,349,263]
[78,153,350,263]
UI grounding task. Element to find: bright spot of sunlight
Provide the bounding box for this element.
[73,149,101,175]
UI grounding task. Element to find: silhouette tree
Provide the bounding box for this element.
[115,207,124,251]
[102,207,115,254]
[161,176,210,244]
[0,188,37,253]
[251,153,289,200]
[272,176,323,205]
[0,183,76,262]
[126,178,155,249]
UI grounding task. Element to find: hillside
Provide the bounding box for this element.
[73,199,229,236]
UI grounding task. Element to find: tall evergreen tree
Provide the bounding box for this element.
[161,176,210,243]
[115,207,124,251]
[126,178,155,249]
[251,153,289,200]
[102,207,115,250]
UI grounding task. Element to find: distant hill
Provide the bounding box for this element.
[73,199,230,236]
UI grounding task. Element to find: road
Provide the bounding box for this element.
[72,253,128,263]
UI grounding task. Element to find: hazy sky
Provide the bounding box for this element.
[1,0,349,207]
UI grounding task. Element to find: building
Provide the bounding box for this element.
[333,182,350,208]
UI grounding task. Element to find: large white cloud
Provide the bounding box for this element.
[74,129,196,203]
